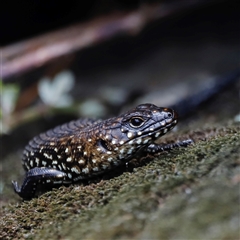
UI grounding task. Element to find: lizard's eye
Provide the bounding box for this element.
[129,117,145,128]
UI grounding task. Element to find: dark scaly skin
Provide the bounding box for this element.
[12,103,192,199]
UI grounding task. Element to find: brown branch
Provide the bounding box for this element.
[2,1,210,80]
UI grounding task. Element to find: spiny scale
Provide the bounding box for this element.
[12,103,192,199]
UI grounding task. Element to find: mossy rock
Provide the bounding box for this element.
[1,123,239,239]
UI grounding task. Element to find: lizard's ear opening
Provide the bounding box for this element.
[97,139,112,152]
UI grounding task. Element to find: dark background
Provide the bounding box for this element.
[1,0,239,46]
[2,0,146,45]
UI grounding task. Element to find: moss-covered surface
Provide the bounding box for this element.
[1,122,239,239]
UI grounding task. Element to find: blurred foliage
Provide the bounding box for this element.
[0,81,20,133]
[38,70,75,107]
[0,70,76,135]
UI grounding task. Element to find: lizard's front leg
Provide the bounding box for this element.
[146,139,193,153]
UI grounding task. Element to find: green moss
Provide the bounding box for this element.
[1,124,239,239]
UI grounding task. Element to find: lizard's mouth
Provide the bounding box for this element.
[146,120,178,139]
[122,116,178,148]
[114,119,179,161]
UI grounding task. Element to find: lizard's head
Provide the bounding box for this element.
[94,103,178,164]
